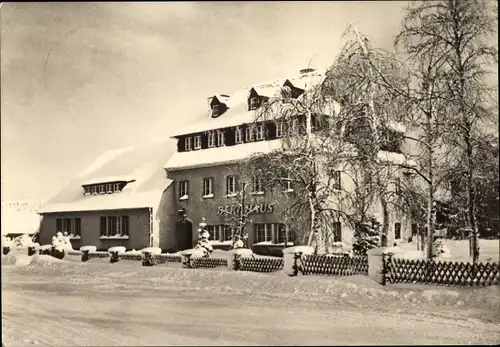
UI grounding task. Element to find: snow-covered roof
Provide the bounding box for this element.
[171,69,328,137]
[38,140,177,214]
[82,176,135,186]
[165,139,282,171]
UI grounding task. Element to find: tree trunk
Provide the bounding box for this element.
[425,109,434,260]
[307,195,319,251]
[380,195,389,247]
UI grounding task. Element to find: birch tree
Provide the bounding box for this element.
[397,0,498,262]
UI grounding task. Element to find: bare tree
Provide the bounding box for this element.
[396,0,498,262]
[252,71,367,253]
[323,24,423,249]
[218,159,281,249]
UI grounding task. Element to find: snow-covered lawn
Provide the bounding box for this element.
[2,255,499,346]
[391,239,499,262]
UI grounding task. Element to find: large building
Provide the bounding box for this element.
[38,141,177,251]
[164,68,418,252]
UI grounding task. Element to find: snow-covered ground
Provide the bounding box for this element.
[2,255,499,346]
[390,239,499,262]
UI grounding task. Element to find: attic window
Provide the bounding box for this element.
[249,97,260,110]
[185,137,192,151]
[212,104,220,117]
[83,181,127,195]
[194,135,202,150]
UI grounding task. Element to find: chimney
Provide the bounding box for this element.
[300,68,315,75]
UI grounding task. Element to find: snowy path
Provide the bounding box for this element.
[2,259,499,346]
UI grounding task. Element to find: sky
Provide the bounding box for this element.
[1,1,413,201]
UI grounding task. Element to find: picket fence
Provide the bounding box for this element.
[385,255,500,286]
[51,248,500,287]
[240,256,284,273]
[299,254,369,276]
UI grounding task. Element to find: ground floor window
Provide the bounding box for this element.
[394,222,401,240]
[100,216,129,237]
[207,224,234,242]
[275,224,295,244]
[56,217,82,236]
[332,222,342,242]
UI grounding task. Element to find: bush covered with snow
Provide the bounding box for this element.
[108,246,126,263]
[194,218,213,257]
[352,216,381,256]
[52,232,73,252]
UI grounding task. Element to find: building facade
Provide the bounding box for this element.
[38,141,178,252]
[164,68,418,252]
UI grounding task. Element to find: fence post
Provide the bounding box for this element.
[382,252,393,285]
[182,253,193,268]
[81,250,90,262]
[142,252,156,266]
[291,251,303,276]
[110,251,120,263]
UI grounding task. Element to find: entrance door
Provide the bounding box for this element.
[176,220,193,251]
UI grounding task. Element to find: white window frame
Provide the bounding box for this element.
[113,183,120,192]
[106,183,112,193]
[207,225,218,242]
[207,131,216,148]
[226,176,237,196]
[276,224,294,244]
[255,124,265,141]
[217,130,225,146]
[203,177,213,198]
[276,121,283,138]
[185,137,192,151]
[235,127,243,144]
[91,186,97,194]
[100,216,129,238]
[194,135,202,150]
[281,171,293,193]
[245,126,254,142]
[179,180,189,200]
[99,185,105,194]
[252,176,263,195]
[254,223,274,243]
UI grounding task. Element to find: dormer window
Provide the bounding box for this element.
[185,137,192,151]
[207,131,216,148]
[249,96,260,110]
[217,130,225,146]
[194,135,202,150]
[235,127,243,144]
[83,181,128,196]
[212,104,220,117]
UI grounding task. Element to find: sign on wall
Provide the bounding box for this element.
[217,203,274,216]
